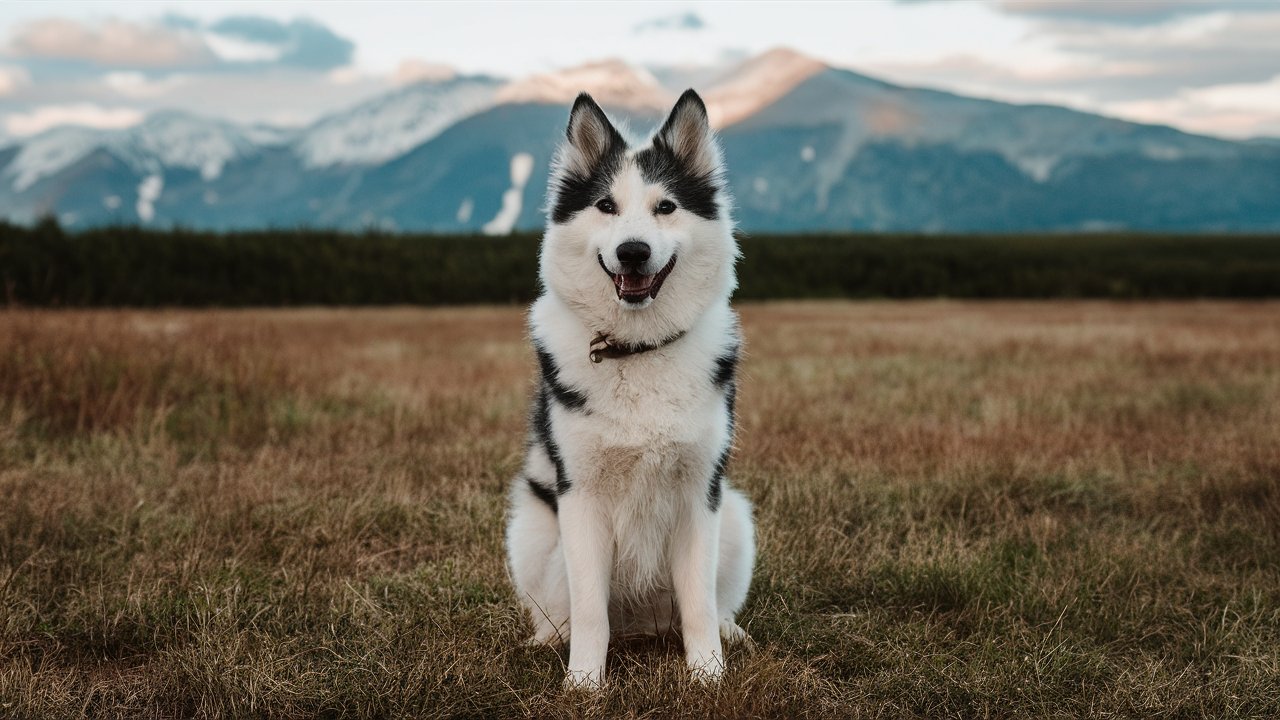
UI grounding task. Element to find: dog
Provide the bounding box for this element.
[505,89,755,688]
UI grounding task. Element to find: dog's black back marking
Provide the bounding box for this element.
[712,346,739,390]
[530,387,571,495]
[707,371,737,512]
[704,344,739,511]
[536,344,587,411]
[526,475,559,512]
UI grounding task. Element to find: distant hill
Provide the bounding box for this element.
[2,49,1278,233]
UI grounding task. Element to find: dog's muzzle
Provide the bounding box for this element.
[597,254,677,304]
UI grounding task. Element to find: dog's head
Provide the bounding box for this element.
[540,89,737,344]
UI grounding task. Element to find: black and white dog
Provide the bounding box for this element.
[505,90,754,688]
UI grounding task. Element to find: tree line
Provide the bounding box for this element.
[3,219,1278,306]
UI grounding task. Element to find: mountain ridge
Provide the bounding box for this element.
[2,49,1276,232]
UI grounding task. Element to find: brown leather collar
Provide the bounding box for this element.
[589,330,687,363]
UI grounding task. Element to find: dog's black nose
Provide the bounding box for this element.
[616,240,651,265]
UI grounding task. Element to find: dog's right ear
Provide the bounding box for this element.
[563,93,624,176]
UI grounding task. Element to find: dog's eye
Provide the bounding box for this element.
[595,197,617,215]
[655,199,677,215]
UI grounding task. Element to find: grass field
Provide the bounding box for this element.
[2,301,1279,718]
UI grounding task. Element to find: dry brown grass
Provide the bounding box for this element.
[1,301,1279,718]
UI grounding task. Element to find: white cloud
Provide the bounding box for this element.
[0,65,32,96]
[104,71,188,98]
[202,32,283,63]
[5,103,144,137]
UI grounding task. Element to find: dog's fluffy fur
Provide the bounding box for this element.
[505,90,755,687]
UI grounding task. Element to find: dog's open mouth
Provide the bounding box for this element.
[598,254,677,303]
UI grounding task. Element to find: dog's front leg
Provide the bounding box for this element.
[559,492,612,689]
[672,504,724,681]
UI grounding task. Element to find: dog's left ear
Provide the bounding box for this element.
[655,89,719,178]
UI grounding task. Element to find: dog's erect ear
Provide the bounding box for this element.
[564,93,623,176]
[655,89,718,178]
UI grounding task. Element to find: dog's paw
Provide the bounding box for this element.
[562,668,605,692]
[719,620,755,651]
[686,650,726,684]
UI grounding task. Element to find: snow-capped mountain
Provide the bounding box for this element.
[4,112,259,194]
[295,75,502,167]
[5,126,108,193]
[2,49,1278,232]
[717,59,1273,231]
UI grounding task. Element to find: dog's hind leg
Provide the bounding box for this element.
[715,484,756,646]
[506,477,570,646]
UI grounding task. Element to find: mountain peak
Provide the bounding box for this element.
[752,47,826,71]
[494,59,671,113]
[705,47,827,127]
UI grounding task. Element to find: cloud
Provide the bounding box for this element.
[0,65,31,96]
[900,0,1264,26]
[207,16,354,70]
[5,103,144,136]
[1047,11,1280,98]
[996,0,1262,25]
[632,12,707,34]
[3,15,354,72]
[878,9,1280,100]
[103,71,188,99]
[210,16,292,45]
[868,6,1280,140]
[6,18,217,69]
[1102,73,1280,138]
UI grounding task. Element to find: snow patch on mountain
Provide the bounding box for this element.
[136,174,163,223]
[296,77,500,168]
[1015,155,1058,182]
[496,60,670,112]
[483,153,534,235]
[122,112,256,180]
[242,124,298,147]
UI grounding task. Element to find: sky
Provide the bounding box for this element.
[1,0,1278,141]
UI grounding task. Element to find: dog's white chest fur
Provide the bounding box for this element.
[530,294,737,593]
